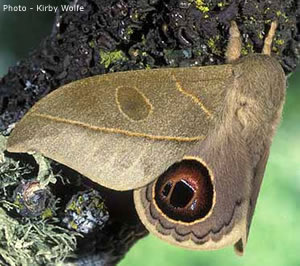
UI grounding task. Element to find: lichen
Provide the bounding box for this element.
[99,50,128,69]
[0,135,81,265]
[0,207,80,266]
[88,41,95,48]
[217,1,227,8]
[207,36,221,55]
[127,27,134,36]
[275,39,285,46]
[190,0,210,13]
[130,9,140,21]
[63,190,109,234]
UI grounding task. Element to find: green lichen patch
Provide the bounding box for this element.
[275,39,285,46]
[217,1,230,9]
[190,0,210,13]
[207,36,222,55]
[241,42,254,56]
[99,49,128,69]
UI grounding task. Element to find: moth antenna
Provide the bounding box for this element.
[225,21,242,63]
[262,21,278,55]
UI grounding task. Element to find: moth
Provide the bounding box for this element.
[7,21,286,255]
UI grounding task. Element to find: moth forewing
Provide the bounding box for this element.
[6,66,232,191]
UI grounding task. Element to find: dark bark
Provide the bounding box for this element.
[0,0,299,265]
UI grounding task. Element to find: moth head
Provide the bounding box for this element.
[134,157,249,255]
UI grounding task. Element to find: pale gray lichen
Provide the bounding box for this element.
[0,207,80,266]
[32,152,58,187]
[0,136,33,198]
[0,135,82,265]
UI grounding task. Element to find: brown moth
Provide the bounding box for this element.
[7,21,286,255]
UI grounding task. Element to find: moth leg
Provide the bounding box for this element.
[262,21,278,55]
[226,21,242,63]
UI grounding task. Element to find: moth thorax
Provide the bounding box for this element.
[154,160,214,223]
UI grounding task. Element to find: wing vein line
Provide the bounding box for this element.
[171,74,213,118]
[32,113,204,142]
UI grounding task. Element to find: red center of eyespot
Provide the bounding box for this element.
[154,160,214,222]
